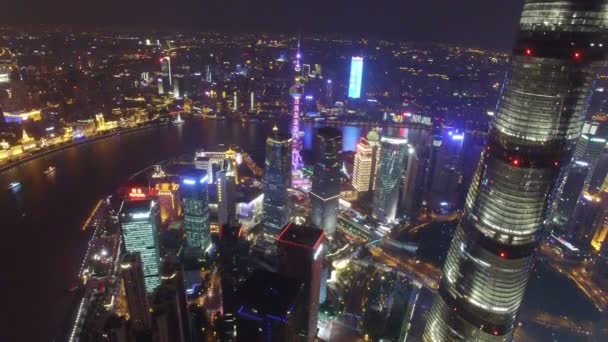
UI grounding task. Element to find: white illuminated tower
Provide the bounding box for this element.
[423,1,608,341]
[291,41,306,189]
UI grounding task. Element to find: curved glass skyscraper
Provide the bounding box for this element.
[423,1,608,341]
[372,135,409,224]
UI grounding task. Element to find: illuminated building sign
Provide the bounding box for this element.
[131,212,150,219]
[128,188,147,199]
[348,57,363,99]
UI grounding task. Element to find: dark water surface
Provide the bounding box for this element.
[0,119,385,341]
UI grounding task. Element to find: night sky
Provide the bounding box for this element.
[3,0,525,49]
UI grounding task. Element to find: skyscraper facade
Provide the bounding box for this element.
[352,130,380,193]
[372,136,409,224]
[262,127,292,241]
[310,127,342,235]
[120,253,152,332]
[181,170,210,250]
[120,197,161,293]
[348,56,364,99]
[276,223,324,342]
[423,1,608,341]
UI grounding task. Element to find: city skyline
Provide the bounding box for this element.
[2,2,608,341]
[1,0,525,49]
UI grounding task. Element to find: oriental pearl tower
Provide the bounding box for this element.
[290,40,307,189]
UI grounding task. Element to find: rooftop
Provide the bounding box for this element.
[317,126,342,140]
[238,269,302,318]
[277,223,324,250]
[121,199,152,214]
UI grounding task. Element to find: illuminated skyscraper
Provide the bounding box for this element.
[181,170,210,251]
[372,136,409,224]
[120,197,161,293]
[310,127,342,235]
[423,1,608,341]
[352,130,381,193]
[277,223,324,342]
[217,160,237,226]
[160,57,172,85]
[155,181,181,224]
[348,56,363,99]
[120,253,152,332]
[262,127,292,241]
[291,41,306,189]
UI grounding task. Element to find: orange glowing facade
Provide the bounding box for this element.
[155,182,182,223]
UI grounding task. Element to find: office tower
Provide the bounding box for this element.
[160,260,191,342]
[571,192,604,246]
[352,130,381,193]
[310,127,342,235]
[152,283,191,342]
[552,161,589,228]
[348,56,364,99]
[233,91,238,111]
[421,132,443,209]
[574,123,608,192]
[372,136,409,224]
[119,197,161,293]
[120,253,152,332]
[217,170,229,226]
[217,159,237,226]
[219,223,250,315]
[236,269,304,342]
[277,224,324,341]
[423,1,608,341]
[155,181,181,224]
[552,116,608,227]
[157,78,165,95]
[181,170,210,250]
[262,127,292,241]
[400,145,424,218]
[325,79,333,105]
[591,193,608,252]
[160,57,172,86]
[250,91,255,111]
[173,75,186,99]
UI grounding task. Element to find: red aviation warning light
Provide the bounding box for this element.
[525,48,533,56]
[512,159,520,166]
[573,50,583,60]
[499,251,507,258]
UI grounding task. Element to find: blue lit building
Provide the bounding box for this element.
[180,170,210,250]
[120,197,161,293]
[348,56,363,99]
